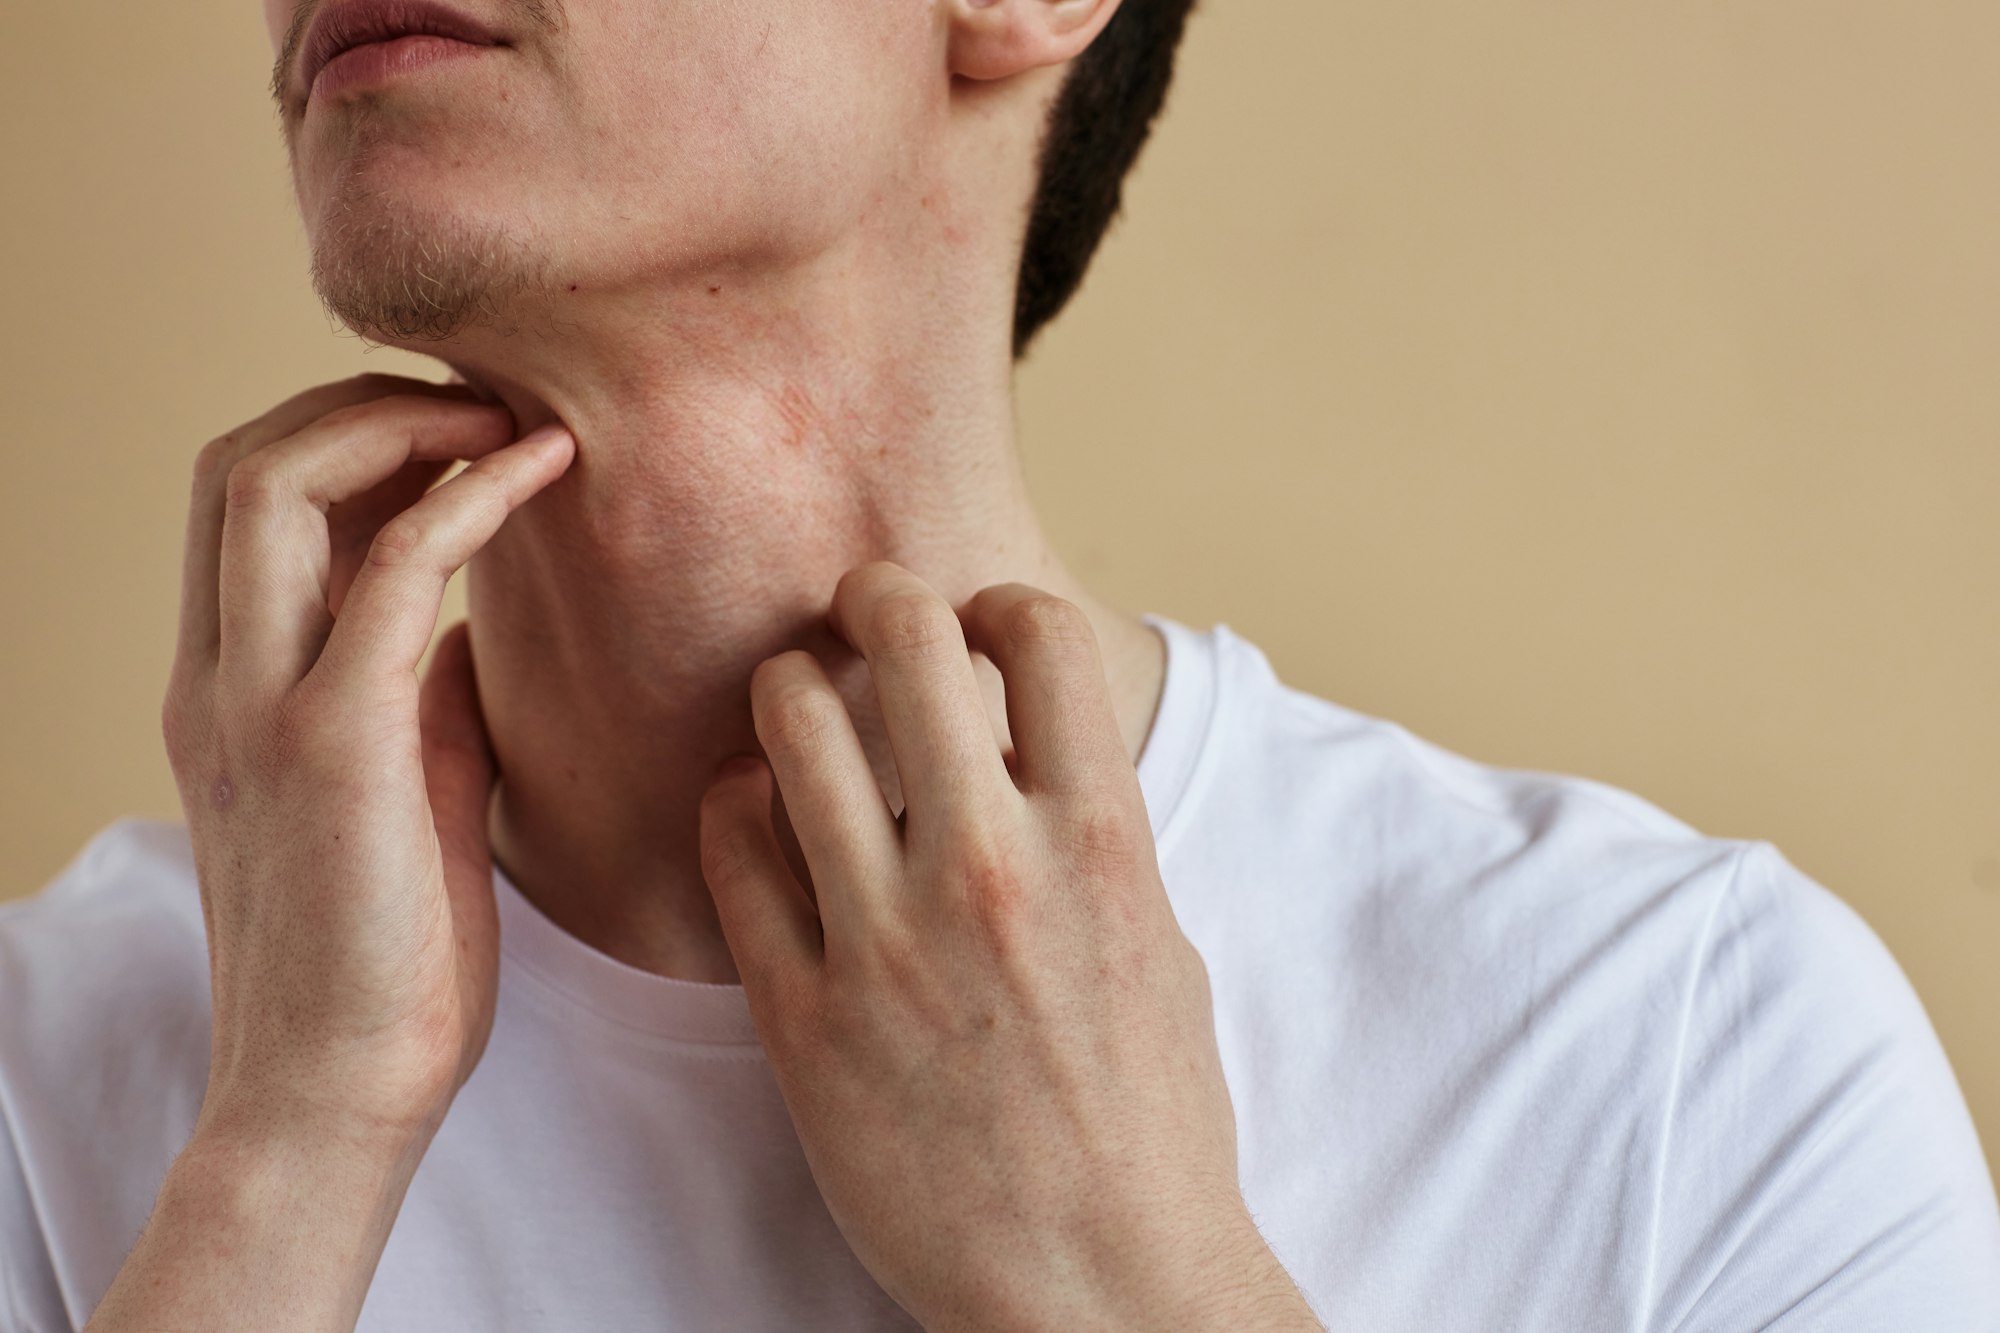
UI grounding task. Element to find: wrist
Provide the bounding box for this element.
[171,1108,433,1252]
[85,1117,435,1332]
[202,1018,467,1152]
[1128,1207,1323,1333]
[197,1051,458,1164]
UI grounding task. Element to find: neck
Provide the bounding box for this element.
[441,261,1167,985]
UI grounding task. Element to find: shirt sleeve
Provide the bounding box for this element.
[0,1101,71,1333]
[1644,840,2000,1331]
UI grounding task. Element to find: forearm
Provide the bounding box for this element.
[84,1116,429,1333]
[937,1206,1325,1333]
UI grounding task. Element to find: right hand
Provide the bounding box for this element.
[160,373,574,1153]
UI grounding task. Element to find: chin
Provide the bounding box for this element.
[305,176,550,346]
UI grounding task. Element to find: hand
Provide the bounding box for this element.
[698,562,1321,1331]
[94,374,570,1331]
[161,373,572,1149]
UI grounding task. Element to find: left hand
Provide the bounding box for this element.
[697,562,1321,1331]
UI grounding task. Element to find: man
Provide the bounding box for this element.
[2,0,1995,1327]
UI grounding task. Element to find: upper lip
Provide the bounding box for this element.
[297,0,504,104]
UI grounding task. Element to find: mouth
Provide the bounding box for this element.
[299,0,505,108]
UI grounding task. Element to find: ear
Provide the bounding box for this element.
[947,0,1126,82]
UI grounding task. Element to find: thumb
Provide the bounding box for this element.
[419,620,498,890]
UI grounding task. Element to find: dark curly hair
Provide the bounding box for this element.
[1012,0,1200,359]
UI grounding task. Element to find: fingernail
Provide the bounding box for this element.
[518,421,572,448]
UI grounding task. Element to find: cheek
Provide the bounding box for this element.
[576,13,898,233]
[643,10,929,201]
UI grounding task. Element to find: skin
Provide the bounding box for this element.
[86,0,1325,1327]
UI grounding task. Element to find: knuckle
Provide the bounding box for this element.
[867,591,959,662]
[1002,594,1093,652]
[952,831,1031,939]
[455,466,514,528]
[1055,795,1145,877]
[757,683,845,765]
[193,433,245,487]
[365,515,428,570]
[221,452,282,512]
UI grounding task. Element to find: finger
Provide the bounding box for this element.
[825,562,1016,838]
[749,650,902,922]
[216,394,517,701]
[309,426,575,695]
[326,457,457,620]
[700,756,823,996]
[955,584,1130,799]
[176,374,493,678]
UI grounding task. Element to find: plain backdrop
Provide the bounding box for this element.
[3,2,1994,1183]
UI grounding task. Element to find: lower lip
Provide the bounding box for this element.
[311,34,498,105]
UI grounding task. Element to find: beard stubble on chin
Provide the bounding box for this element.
[283,0,569,345]
[306,153,556,346]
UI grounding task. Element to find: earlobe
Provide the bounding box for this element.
[947,0,1124,82]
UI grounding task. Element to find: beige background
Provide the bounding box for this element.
[3,2,1994,1181]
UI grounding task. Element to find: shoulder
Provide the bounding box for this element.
[0,816,213,1112]
[1188,623,2000,1323]
[4,816,203,921]
[0,818,212,1315]
[0,808,211,1216]
[0,817,209,1037]
[1195,618,1711,847]
[1649,839,2000,1329]
[0,816,211,1086]
[1183,619,1737,950]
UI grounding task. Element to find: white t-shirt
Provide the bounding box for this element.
[3,613,1996,1331]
